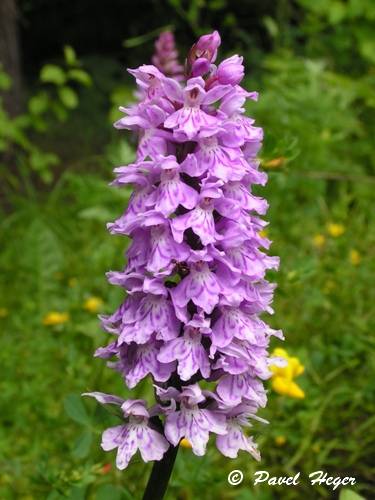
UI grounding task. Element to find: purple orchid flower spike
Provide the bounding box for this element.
[84,30,282,500]
[152,31,184,80]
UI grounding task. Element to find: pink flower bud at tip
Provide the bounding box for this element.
[186,30,221,77]
[191,58,211,77]
[217,55,245,85]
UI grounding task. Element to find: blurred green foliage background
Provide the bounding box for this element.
[0,1,374,499]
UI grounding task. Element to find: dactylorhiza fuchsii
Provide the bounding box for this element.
[151,31,184,80]
[84,30,283,472]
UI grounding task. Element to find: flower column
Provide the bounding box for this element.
[84,30,282,500]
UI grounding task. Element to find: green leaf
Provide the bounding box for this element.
[31,115,48,133]
[67,68,92,86]
[263,16,279,38]
[339,490,366,500]
[28,92,49,115]
[67,486,86,500]
[358,38,375,64]
[40,170,53,184]
[72,430,92,458]
[58,86,78,109]
[51,101,68,121]
[64,393,91,425]
[64,45,77,66]
[96,485,123,500]
[29,149,59,174]
[328,1,346,24]
[40,64,66,85]
[46,491,64,500]
[78,206,114,222]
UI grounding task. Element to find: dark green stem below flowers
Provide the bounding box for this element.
[142,444,179,500]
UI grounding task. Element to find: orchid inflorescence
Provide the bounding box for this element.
[84,30,283,470]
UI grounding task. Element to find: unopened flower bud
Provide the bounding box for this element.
[186,30,221,77]
[217,55,244,85]
[194,30,221,61]
[191,57,211,77]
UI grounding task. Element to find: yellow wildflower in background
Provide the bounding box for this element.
[275,435,286,446]
[270,347,305,399]
[349,249,361,266]
[0,307,8,318]
[259,229,268,238]
[312,234,326,248]
[263,157,286,169]
[180,438,192,448]
[83,296,103,313]
[327,223,345,237]
[43,311,69,326]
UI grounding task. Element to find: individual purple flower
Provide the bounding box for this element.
[216,370,268,407]
[83,394,169,469]
[213,337,273,382]
[160,384,227,456]
[100,291,180,345]
[127,65,166,101]
[146,155,199,216]
[112,335,176,388]
[157,322,211,381]
[211,304,260,348]
[171,180,241,245]
[86,31,282,478]
[115,103,170,160]
[120,292,180,344]
[223,180,268,213]
[219,88,263,145]
[216,404,262,460]
[147,221,190,273]
[170,259,221,314]
[163,77,231,139]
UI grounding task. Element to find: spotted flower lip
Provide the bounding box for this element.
[216,418,261,460]
[86,31,282,470]
[157,325,211,381]
[83,393,170,469]
[159,384,227,456]
[163,77,232,140]
[146,155,199,216]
